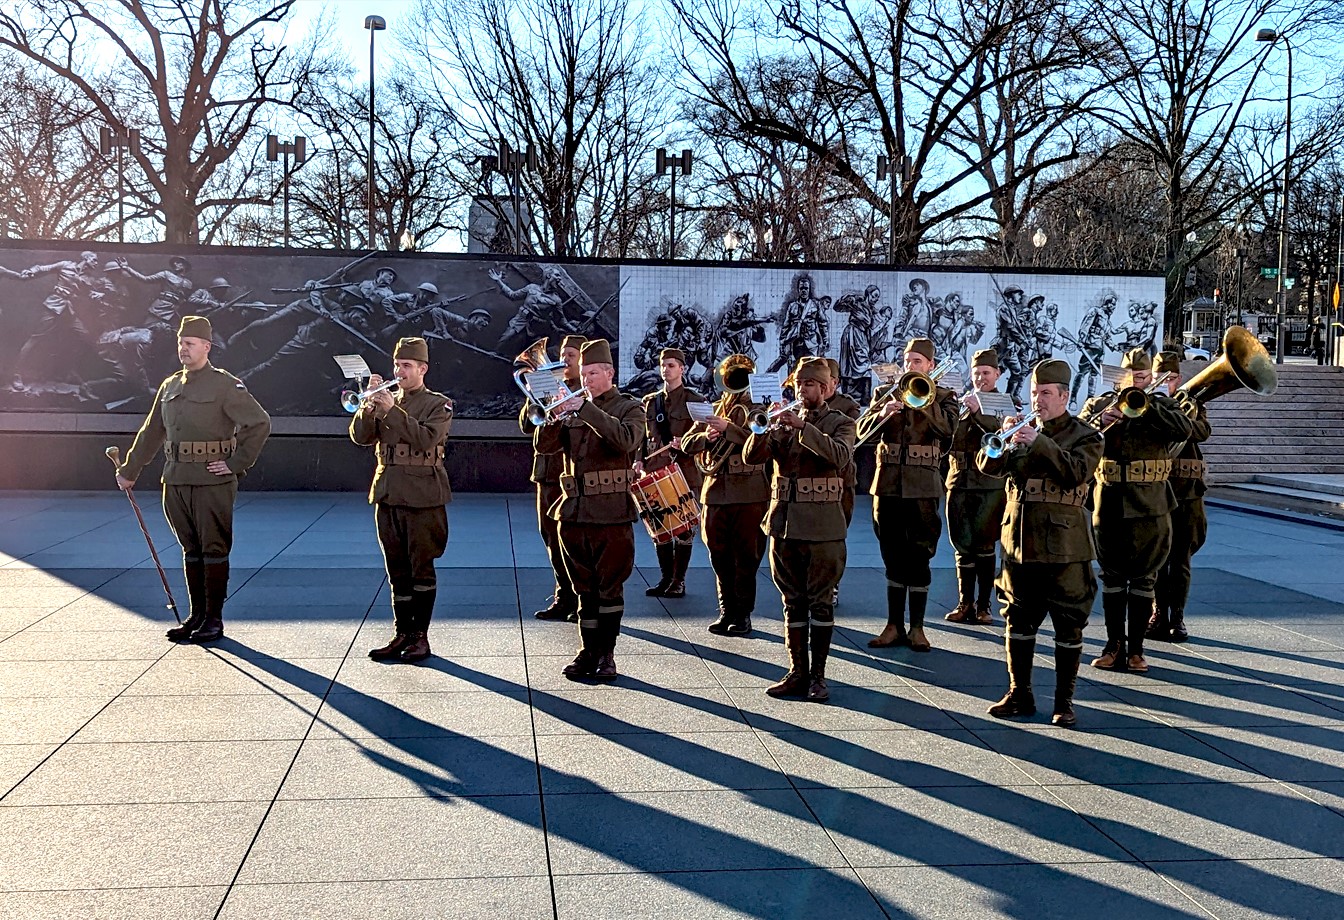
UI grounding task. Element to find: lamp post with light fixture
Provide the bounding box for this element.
[364,15,386,250]
[1256,26,1292,364]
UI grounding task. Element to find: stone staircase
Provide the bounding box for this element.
[1200,363,1344,483]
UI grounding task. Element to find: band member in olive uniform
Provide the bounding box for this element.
[744,358,854,702]
[824,357,862,526]
[1149,351,1210,643]
[351,337,454,663]
[679,366,769,636]
[521,334,584,622]
[640,348,708,598]
[978,359,1102,727]
[1082,348,1194,672]
[858,338,958,651]
[945,348,1009,625]
[114,316,271,642]
[536,339,646,681]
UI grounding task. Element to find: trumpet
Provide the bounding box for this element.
[981,413,1039,459]
[340,378,399,413]
[748,399,804,435]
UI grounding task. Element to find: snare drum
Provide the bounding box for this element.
[630,464,701,544]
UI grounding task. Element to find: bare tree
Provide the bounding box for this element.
[0,0,340,244]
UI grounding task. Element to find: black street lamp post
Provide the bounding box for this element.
[1257,26,1293,365]
[99,125,140,243]
[655,148,693,259]
[266,135,307,248]
[364,15,386,250]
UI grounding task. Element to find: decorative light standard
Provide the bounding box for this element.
[723,229,741,261]
[655,148,693,259]
[1257,26,1292,364]
[99,125,140,243]
[364,14,386,250]
[877,152,911,265]
[481,139,537,252]
[265,135,307,247]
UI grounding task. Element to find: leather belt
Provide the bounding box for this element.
[771,475,844,503]
[377,443,445,467]
[164,438,236,463]
[1171,459,1206,479]
[560,467,632,497]
[1010,477,1088,507]
[876,442,941,467]
[1098,457,1172,484]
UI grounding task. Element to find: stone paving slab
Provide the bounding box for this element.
[2,491,1344,918]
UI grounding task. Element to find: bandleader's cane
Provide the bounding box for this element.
[106,446,181,624]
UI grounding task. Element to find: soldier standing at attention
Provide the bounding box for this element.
[858,337,958,651]
[536,339,646,681]
[743,358,855,703]
[977,359,1102,727]
[114,316,270,642]
[945,348,1009,625]
[1148,351,1211,643]
[1083,348,1194,673]
[351,337,454,663]
[522,334,584,623]
[679,367,769,636]
[640,348,708,598]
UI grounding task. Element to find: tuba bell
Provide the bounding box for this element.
[714,353,755,396]
[1177,325,1278,412]
[696,354,756,476]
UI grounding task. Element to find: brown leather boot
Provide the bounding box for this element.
[167,559,206,641]
[766,625,810,698]
[869,585,909,647]
[370,594,414,660]
[663,541,691,598]
[1052,644,1082,727]
[399,632,432,663]
[988,636,1036,718]
[907,589,931,652]
[974,603,995,625]
[944,603,975,623]
[646,543,674,596]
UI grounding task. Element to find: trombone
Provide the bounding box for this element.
[855,355,956,447]
[340,377,399,413]
[1083,372,1174,433]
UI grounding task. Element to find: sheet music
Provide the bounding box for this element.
[747,373,783,405]
[333,354,372,380]
[939,370,966,393]
[687,401,716,422]
[524,370,568,401]
[974,391,1018,417]
[870,361,902,384]
[1101,364,1126,392]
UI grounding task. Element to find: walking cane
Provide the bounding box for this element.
[105,446,181,624]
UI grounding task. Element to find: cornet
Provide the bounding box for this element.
[981,413,1040,459]
[748,399,804,435]
[340,378,399,413]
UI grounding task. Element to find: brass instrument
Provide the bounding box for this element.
[855,355,957,448]
[1177,325,1278,411]
[981,413,1040,459]
[340,377,399,413]
[512,337,588,425]
[1083,371,1174,433]
[696,354,755,476]
[748,399,804,435]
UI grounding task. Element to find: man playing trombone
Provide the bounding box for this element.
[945,348,1009,625]
[638,348,707,599]
[977,359,1102,727]
[858,337,959,651]
[536,339,646,681]
[351,336,454,663]
[1081,348,1194,673]
[743,357,854,702]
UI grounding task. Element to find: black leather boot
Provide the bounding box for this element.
[1052,644,1083,727]
[646,543,674,596]
[869,584,909,647]
[907,588,931,652]
[808,622,833,703]
[946,562,976,621]
[707,605,734,635]
[370,594,413,660]
[189,561,229,642]
[663,542,691,598]
[1169,607,1189,642]
[564,598,602,680]
[975,556,997,624]
[766,623,810,698]
[399,588,436,662]
[989,636,1037,718]
[1126,593,1151,672]
[167,558,207,641]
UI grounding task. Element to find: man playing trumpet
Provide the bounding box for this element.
[977,359,1102,727]
[858,337,959,651]
[351,336,454,663]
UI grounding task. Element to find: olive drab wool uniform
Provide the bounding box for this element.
[350,360,454,657]
[976,364,1103,726]
[641,378,707,597]
[1082,361,1195,667]
[535,360,646,673]
[1152,377,1211,642]
[825,388,862,525]
[680,391,769,632]
[116,317,271,642]
[519,367,583,620]
[946,402,1009,619]
[744,362,854,702]
[857,353,958,648]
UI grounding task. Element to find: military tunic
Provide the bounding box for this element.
[744,403,855,626]
[641,384,708,572]
[826,391,862,524]
[118,363,271,564]
[1155,400,1211,616]
[681,393,770,618]
[520,376,580,612]
[350,384,453,617]
[535,387,646,637]
[857,384,958,590]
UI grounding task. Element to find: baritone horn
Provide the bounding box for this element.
[512,336,588,425]
[695,355,756,476]
[714,353,755,396]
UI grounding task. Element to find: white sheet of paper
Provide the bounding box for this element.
[939,370,966,393]
[870,361,902,384]
[975,391,1017,417]
[1101,364,1126,391]
[524,370,567,401]
[748,373,783,404]
[333,354,372,380]
[687,401,716,422]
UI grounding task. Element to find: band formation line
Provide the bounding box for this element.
[112,313,1275,726]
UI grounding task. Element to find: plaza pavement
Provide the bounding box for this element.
[1,490,1343,919]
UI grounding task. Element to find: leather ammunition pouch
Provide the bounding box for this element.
[164,438,236,463]
[377,443,446,467]
[560,467,633,497]
[726,455,766,476]
[1009,477,1088,507]
[1098,457,1172,484]
[1171,459,1206,480]
[771,475,844,503]
[876,442,941,468]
